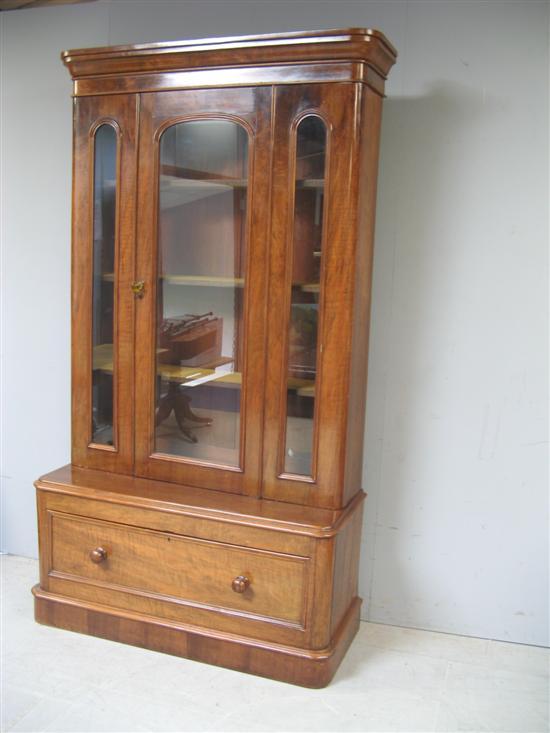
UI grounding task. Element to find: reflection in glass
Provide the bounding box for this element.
[283,116,327,476]
[91,124,117,445]
[155,120,248,467]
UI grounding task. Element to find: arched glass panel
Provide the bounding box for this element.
[91,123,117,446]
[155,119,249,467]
[283,116,327,476]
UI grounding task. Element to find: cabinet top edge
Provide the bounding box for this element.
[35,465,364,536]
[61,27,397,82]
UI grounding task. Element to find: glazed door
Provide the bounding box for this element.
[262,84,361,508]
[135,88,271,494]
[72,95,137,474]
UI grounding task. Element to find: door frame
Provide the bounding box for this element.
[134,87,272,496]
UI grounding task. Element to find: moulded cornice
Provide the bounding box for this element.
[61,28,398,83]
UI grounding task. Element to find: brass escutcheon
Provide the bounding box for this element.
[131,280,145,298]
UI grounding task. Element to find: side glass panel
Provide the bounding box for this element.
[91,123,117,446]
[283,116,327,476]
[155,120,248,468]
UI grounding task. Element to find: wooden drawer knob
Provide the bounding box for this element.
[89,547,107,564]
[231,575,250,593]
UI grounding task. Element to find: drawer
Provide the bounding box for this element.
[50,513,309,626]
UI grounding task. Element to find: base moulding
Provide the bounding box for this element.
[32,585,361,688]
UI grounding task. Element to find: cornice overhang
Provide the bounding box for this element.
[62,28,398,82]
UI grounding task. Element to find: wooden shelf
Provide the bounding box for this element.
[93,345,313,393]
[103,274,312,295]
[162,275,245,288]
[160,174,247,208]
[300,283,320,294]
[297,179,324,189]
[159,363,241,387]
[92,343,115,372]
[100,274,245,288]
[93,345,240,386]
[161,170,247,188]
[159,173,319,209]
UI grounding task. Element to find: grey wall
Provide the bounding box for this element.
[1,0,548,647]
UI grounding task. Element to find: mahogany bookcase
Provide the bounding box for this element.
[33,28,397,687]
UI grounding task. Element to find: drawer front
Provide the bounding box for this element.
[50,513,309,626]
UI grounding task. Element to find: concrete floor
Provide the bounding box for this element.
[1,555,548,732]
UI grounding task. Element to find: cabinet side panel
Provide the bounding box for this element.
[36,489,52,591]
[71,94,138,474]
[343,88,383,504]
[330,497,364,635]
[262,83,361,510]
[309,536,336,649]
